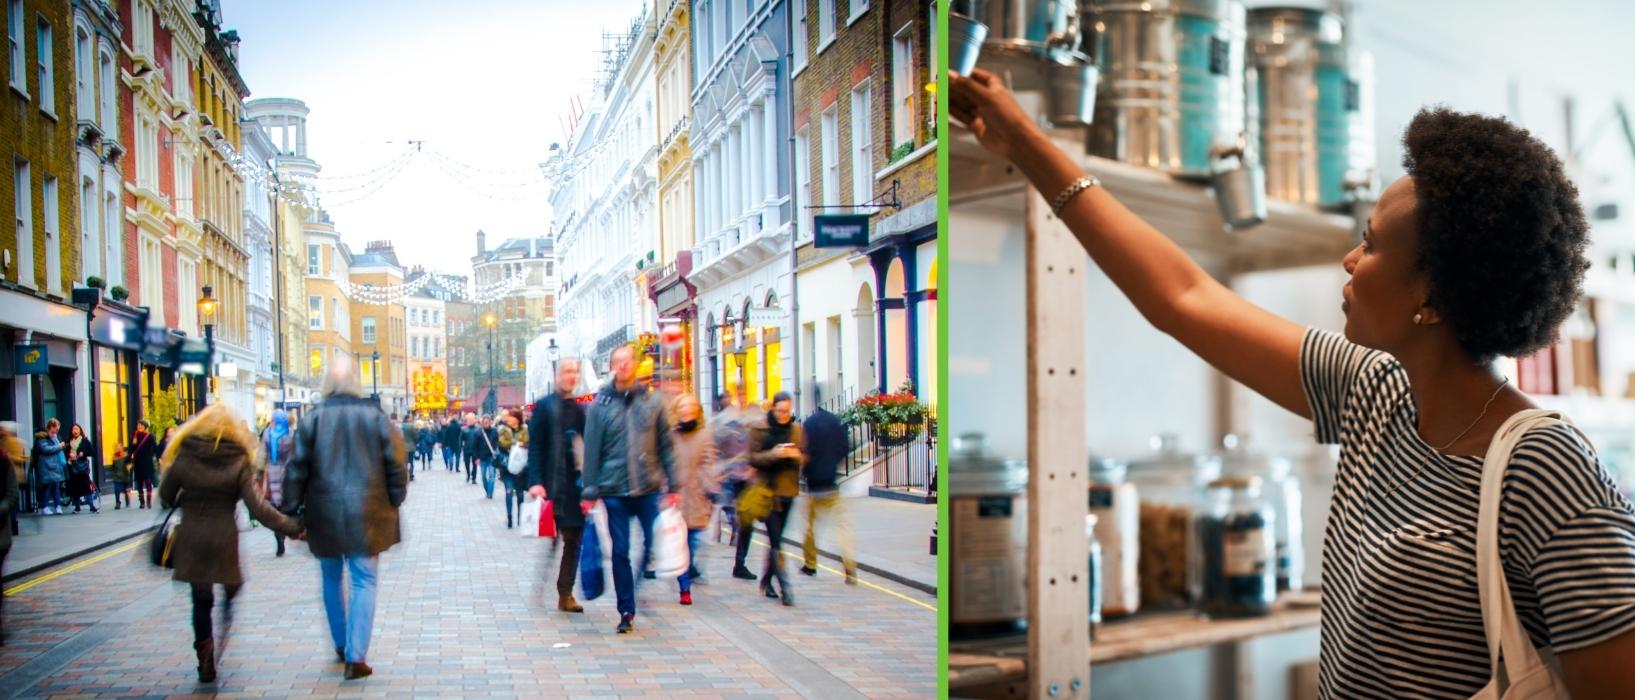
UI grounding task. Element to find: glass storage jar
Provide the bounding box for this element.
[1197,475,1277,618]
[1089,455,1139,617]
[949,432,1030,638]
[1127,434,1220,610]
[1219,435,1303,592]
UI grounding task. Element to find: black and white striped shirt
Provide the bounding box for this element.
[1302,329,1635,699]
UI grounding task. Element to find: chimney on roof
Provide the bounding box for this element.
[477,230,486,256]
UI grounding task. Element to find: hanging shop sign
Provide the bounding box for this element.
[13,344,47,375]
[89,302,149,351]
[814,214,872,248]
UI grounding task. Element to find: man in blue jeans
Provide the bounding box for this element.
[283,354,408,680]
[581,344,678,634]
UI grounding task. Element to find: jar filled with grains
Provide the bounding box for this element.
[1127,435,1220,610]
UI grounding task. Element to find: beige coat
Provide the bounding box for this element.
[671,426,719,528]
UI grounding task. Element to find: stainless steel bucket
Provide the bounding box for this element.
[1211,140,1266,231]
[950,2,990,76]
[978,0,1080,58]
[1048,55,1099,126]
[1088,0,1180,170]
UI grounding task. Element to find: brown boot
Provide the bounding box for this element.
[195,639,216,682]
[344,661,373,679]
[557,594,584,613]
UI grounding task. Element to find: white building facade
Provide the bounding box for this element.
[549,11,658,373]
[687,0,795,410]
[239,115,279,422]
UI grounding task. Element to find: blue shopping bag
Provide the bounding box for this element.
[580,504,607,600]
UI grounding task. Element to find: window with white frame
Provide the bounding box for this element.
[790,0,808,72]
[13,159,33,288]
[37,20,54,116]
[892,24,916,151]
[820,106,839,207]
[80,177,97,280]
[308,296,322,329]
[818,0,835,49]
[74,25,92,118]
[98,49,115,133]
[794,126,811,240]
[332,298,343,335]
[170,44,188,107]
[851,80,874,205]
[133,0,152,59]
[174,146,193,220]
[307,244,319,275]
[177,259,196,333]
[43,175,59,292]
[136,115,158,189]
[848,0,869,24]
[362,317,375,344]
[7,0,23,91]
[103,192,119,287]
[140,236,162,314]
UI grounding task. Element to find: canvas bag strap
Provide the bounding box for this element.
[1475,408,1580,691]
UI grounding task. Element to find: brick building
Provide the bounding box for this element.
[791,0,936,409]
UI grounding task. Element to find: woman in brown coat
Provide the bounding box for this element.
[158,403,303,683]
[671,393,718,605]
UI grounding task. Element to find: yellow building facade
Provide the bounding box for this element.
[348,241,408,415]
[650,0,698,393]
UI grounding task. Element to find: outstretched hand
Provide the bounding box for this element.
[948,68,1041,163]
[528,485,546,500]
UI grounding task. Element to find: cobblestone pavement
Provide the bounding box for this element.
[0,466,936,698]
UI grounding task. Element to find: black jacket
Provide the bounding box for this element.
[581,382,675,500]
[526,392,586,528]
[466,424,498,461]
[128,430,159,480]
[283,394,409,558]
[442,421,462,448]
[802,408,846,492]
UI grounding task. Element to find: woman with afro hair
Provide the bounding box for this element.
[952,67,1635,699]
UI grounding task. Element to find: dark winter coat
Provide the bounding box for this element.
[158,427,301,585]
[260,430,295,508]
[581,383,675,500]
[466,424,497,462]
[65,436,95,499]
[128,430,159,481]
[747,413,805,499]
[33,433,67,483]
[526,392,586,528]
[283,395,409,558]
[801,408,847,492]
[442,421,462,451]
[0,451,17,552]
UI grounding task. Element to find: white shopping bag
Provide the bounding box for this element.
[653,506,690,579]
[517,496,544,538]
[589,500,612,563]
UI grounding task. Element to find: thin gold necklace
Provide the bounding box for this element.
[1384,376,1510,497]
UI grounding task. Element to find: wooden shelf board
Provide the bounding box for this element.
[950,128,1358,274]
[948,604,1322,691]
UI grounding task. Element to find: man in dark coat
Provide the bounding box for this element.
[526,357,587,612]
[467,415,498,497]
[581,345,678,634]
[282,354,408,680]
[441,417,461,471]
[462,414,479,484]
[798,384,856,583]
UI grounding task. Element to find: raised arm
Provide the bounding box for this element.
[950,69,1311,419]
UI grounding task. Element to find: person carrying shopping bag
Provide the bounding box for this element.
[527,357,589,613]
[745,392,803,607]
[65,424,98,513]
[496,409,529,528]
[670,393,718,605]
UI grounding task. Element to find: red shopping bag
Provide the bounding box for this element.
[539,500,557,538]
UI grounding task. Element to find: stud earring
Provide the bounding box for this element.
[1412,313,1423,325]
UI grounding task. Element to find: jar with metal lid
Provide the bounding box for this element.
[1127,434,1219,609]
[1087,513,1105,635]
[1197,475,1277,618]
[949,432,1030,638]
[1219,435,1303,592]
[1088,455,1139,617]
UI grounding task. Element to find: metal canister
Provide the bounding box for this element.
[1173,0,1245,178]
[1088,0,1179,169]
[949,0,990,76]
[1247,6,1343,205]
[978,0,1080,58]
[949,432,1030,638]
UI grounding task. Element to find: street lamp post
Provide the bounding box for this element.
[372,350,380,402]
[547,337,559,393]
[198,285,218,409]
[483,310,497,414]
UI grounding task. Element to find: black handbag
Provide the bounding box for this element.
[149,490,182,569]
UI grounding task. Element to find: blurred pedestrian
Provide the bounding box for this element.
[581,345,679,634]
[416,421,435,471]
[282,353,408,680]
[527,358,588,612]
[108,447,132,510]
[747,392,803,606]
[671,393,718,605]
[128,420,159,509]
[3,423,26,536]
[33,420,67,515]
[799,385,855,583]
[260,409,295,557]
[496,409,528,528]
[714,385,757,580]
[441,416,461,471]
[157,403,304,683]
[0,443,18,646]
[469,414,499,498]
[462,413,480,484]
[65,424,98,513]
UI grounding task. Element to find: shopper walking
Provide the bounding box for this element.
[670,393,718,605]
[0,446,18,646]
[798,386,854,582]
[282,354,408,680]
[1,423,23,539]
[33,420,67,515]
[128,420,159,509]
[65,424,98,514]
[581,345,679,634]
[156,403,304,682]
[260,409,295,557]
[527,358,588,612]
[462,414,480,484]
[952,69,1635,697]
[442,416,461,471]
[746,392,802,606]
[714,386,757,580]
[468,415,498,498]
[416,421,435,471]
[496,409,528,528]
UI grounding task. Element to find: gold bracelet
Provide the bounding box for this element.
[1049,175,1101,216]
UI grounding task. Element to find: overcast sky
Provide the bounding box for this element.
[224,0,647,272]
